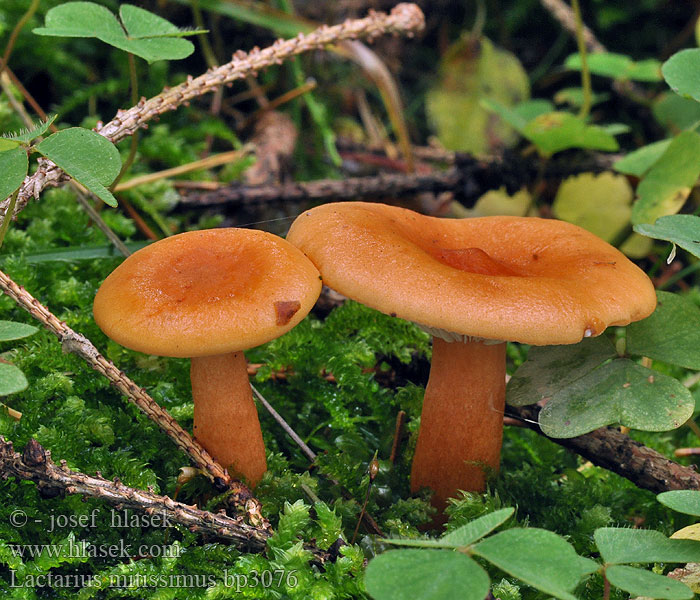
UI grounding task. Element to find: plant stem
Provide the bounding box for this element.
[0,0,40,74]
[190,0,218,69]
[571,0,592,120]
[658,260,700,290]
[110,53,140,191]
[603,572,610,600]
[70,183,131,256]
[0,190,18,250]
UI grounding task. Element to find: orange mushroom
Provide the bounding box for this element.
[287,202,656,511]
[93,228,321,487]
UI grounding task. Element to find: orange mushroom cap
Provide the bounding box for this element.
[93,228,322,357]
[286,202,656,345]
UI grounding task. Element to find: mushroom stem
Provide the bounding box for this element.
[190,352,266,487]
[410,337,506,512]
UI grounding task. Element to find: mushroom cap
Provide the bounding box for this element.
[93,228,322,358]
[286,202,656,346]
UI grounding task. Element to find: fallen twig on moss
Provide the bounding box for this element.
[0,438,340,561]
[507,405,700,493]
[0,3,425,223]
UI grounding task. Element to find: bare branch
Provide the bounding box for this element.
[508,405,700,493]
[0,438,334,560]
[178,150,619,209]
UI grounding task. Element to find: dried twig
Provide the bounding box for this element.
[0,270,243,491]
[0,438,340,561]
[179,150,619,209]
[251,384,384,536]
[0,3,425,223]
[251,385,317,462]
[181,168,463,207]
[507,405,700,493]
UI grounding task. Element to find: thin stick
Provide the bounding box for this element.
[0,437,278,551]
[70,184,131,257]
[114,148,252,192]
[509,404,700,493]
[251,384,317,462]
[0,0,40,74]
[389,410,406,464]
[0,3,425,222]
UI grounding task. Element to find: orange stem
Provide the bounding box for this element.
[190,352,266,487]
[410,337,506,512]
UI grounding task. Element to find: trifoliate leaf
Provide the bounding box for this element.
[632,131,700,225]
[472,528,598,600]
[634,215,700,259]
[627,291,700,369]
[538,359,693,438]
[34,2,196,63]
[0,147,28,201]
[35,128,121,207]
[365,550,490,600]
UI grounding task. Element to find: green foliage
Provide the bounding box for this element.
[631,131,700,225]
[368,508,599,600]
[34,2,203,63]
[35,128,122,207]
[662,49,700,103]
[627,291,700,369]
[483,100,619,155]
[426,36,530,155]
[0,147,28,201]
[565,52,662,82]
[635,215,700,259]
